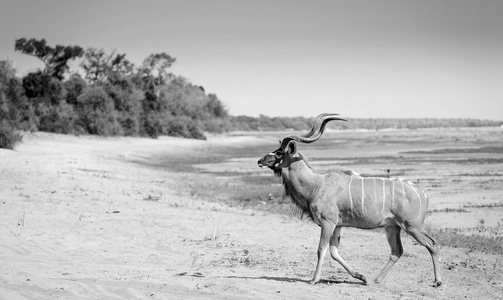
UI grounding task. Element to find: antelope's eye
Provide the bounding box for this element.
[274,152,283,158]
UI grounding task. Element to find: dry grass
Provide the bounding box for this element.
[425,224,503,255]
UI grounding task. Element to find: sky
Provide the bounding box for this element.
[1,0,502,120]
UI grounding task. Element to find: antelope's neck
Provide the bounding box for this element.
[282,159,319,202]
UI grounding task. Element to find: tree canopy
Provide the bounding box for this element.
[15,38,84,80]
[4,38,229,141]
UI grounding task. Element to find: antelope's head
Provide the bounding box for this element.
[257,113,347,171]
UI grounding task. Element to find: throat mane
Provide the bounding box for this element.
[273,152,314,221]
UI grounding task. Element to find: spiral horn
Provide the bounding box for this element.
[279,113,347,150]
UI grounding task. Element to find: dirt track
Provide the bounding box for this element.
[1,133,501,299]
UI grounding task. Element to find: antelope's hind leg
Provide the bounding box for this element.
[404,226,442,287]
[329,227,367,284]
[374,224,403,284]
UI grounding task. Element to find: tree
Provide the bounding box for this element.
[64,74,87,105]
[81,48,134,84]
[0,59,25,148]
[15,38,84,80]
[37,101,78,134]
[75,86,121,135]
[0,59,33,130]
[135,52,176,98]
[205,94,227,118]
[22,71,66,106]
[104,78,143,136]
[140,52,176,82]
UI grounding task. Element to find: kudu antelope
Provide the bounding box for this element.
[257,113,442,287]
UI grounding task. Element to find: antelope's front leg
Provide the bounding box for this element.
[310,220,335,284]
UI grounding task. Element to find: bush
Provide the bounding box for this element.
[38,102,78,134]
[202,118,228,134]
[76,86,122,135]
[104,80,143,136]
[164,116,206,140]
[0,114,22,149]
[4,77,35,131]
[140,111,162,138]
[22,71,67,106]
[64,74,87,105]
[0,59,24,149]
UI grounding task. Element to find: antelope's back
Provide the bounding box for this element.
[326,171,430,225]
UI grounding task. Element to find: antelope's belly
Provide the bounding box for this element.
[338,208,388,228]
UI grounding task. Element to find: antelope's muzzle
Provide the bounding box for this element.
[258,154,276,169]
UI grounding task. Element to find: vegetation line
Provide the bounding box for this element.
[2,38,502,149]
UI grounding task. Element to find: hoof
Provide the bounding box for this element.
[355,272,367,284]
[309,279,319,285]
[433,281,442,287]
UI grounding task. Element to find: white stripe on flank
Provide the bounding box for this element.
[382,179,386,216]
[348,176,354,212]
[401,180,405,200]
[391,180,395,209]
[361,177,365,215]
[410,184,422,211]
[373,179,377,210]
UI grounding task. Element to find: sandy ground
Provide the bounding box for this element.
[1,133,502,299]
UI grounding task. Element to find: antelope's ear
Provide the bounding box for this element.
[288,141,297,154]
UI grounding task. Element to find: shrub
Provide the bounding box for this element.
[202,118,228,134]
[64,74,87,105]
[104,80,143,136]
[38,102,78,134]
[22,71,67,106]
[5,77,35,131]
[76,86,122,135]
[140,110,162,138]
[164,116,206,140]
[0,59,24,149]
[0,113,22,149]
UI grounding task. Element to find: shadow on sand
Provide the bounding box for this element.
[175,272,366,286]
[225,275,366,286]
